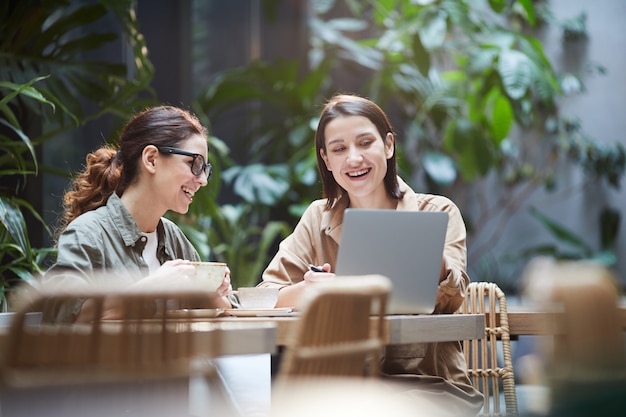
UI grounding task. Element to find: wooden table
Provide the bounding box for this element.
[208,313,485,346]
[0,320,277,417]
[0,320,278,361]
[201,298,626,343]
[489,303,626,336]
[0,313,483,366]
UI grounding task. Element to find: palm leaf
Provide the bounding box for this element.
[529,206,593,255]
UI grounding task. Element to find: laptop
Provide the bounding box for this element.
[335,209,449,314]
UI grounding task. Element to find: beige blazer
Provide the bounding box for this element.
[261,178,481,406]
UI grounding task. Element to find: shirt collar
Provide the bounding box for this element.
[106,193,164,248]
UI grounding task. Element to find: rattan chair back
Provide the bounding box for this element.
[278,275,391,379]
[459,282,518,416]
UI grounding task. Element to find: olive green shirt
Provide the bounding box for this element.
[42,193,200,321]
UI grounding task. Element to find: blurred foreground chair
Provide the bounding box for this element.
[0,288,240,417]
[523,259,626,417]
[277,274,391,380]
[271,378,421,417]
[459,282,518,416]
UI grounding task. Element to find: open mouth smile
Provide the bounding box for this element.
[182,186,195,201]
[346,168,370,178]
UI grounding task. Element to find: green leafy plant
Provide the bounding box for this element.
[507,206,620,274]
[192,0,624,287]
[182,59,332,287]
[0,0,157,308]
[1,0,156,128]
[195,58,328,207]
[0,77,58,309]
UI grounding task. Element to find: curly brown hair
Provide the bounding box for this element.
[61,146,121,228]
[57,106,207,236]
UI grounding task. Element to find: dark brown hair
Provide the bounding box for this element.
[59,106,207,232]
[315,94,403,210]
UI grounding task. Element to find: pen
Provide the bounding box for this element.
[308,264,324,273]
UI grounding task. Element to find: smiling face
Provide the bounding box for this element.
[155,133,208,215]
[320,115,395,209]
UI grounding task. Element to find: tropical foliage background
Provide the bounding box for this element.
[0,0,157,308]
[1,0,623,308]
[188,0,624,289]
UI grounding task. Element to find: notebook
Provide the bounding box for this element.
[335,209,449,314]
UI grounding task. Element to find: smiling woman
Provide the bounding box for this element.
[41,106,233,323]
[260,93,483,416]
[319,115,396,209]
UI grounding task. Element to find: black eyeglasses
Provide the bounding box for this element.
[156,146,213,180]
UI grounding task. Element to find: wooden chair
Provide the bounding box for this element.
[522,260,626,416]
[277,274,391,380]
[0,287,241,417]
[1,287,224,386]
[459,282,518,416]
[523,260,625,377]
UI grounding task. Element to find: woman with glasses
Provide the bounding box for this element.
[42,105,232,323]
[39,105,271,417]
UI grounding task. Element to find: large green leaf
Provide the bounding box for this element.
[488,0,506,13]
[0,76,54,109]
[226,164,290,206]
[516,0,537,27]
[466,48,499,75]
[418,9,447,50]
[529,206,593,255]
[34,4,109,53]
[520,206,617,266]
[486,88,514,144]
[0,198,31,260]
[411,32,431,77]
[0,119,37,173]
[498,49,532,99]
[446,119,494,181]
[423,151,457,186]
[518,36,560,102]
[309,16,383,70]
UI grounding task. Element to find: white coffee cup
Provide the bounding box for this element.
[233,287,279,309]
[190,261,227,292]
